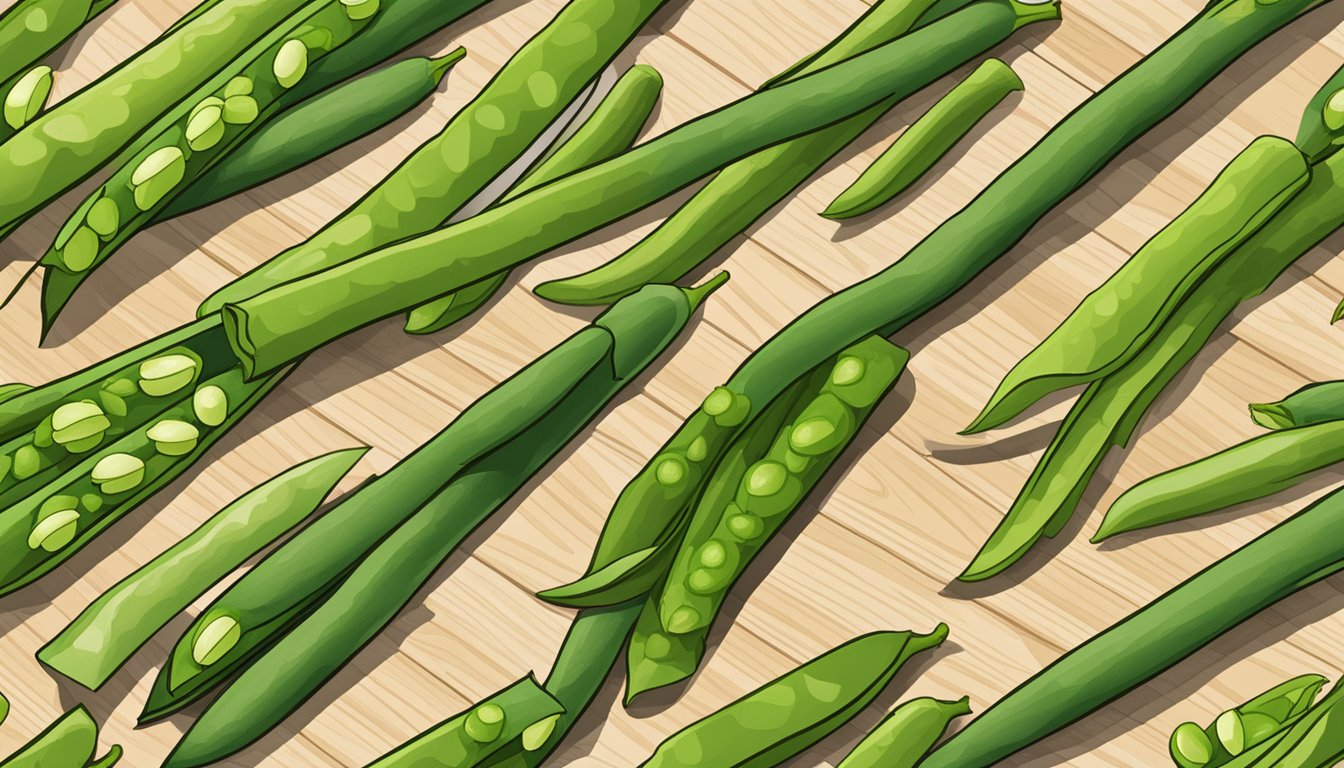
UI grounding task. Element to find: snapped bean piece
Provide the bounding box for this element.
[1169,674,1328,768]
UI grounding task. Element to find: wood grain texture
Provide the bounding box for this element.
[0,0,1343,765]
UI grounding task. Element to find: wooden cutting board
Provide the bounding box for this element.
[1,0,1343,765]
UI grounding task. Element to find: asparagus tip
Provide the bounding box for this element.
[683,271,730,312]
[430,47,468,81]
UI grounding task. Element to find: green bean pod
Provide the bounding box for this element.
[363,677,564,767]
[1170,675,1328,768]
[966,136,1310,435]
[217,0,1062,378]
[1220,678,1344,767]
[0,364,287,596]
[0,705,121,767]
[639,627,949,768]
[1250,381,1344,430]
[159,48,466,220]
[37,447,366,691]
[200,0,676,315]
[405,62,666,334]
[822,58,1023,220]
[161,280,720,766]
[837,696,971,768]
[532,0,1020,307]
[1095,420,1344,541]
[1,65,55,142]
[38,0,384,332]
[1296,64,1344,163]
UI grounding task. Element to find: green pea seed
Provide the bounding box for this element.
[273,40,309,89]
[190,96,224,119]
[63,434,104,453]
[131,146,186,211]
[61,226,100,272]
[224,76,253,98]
[3,65,53,130]
[28,507,79,552]
[655,455,687,486]
[32,416,53,448]
[726,511,763,540]
[521,714,560,752]
[702,387,734,416]
[698,540,726,568]
[1170,721,1213,768]
[745,461,787,497]
[339,0,380,20]
[643,632,672,660]
[687,436,708,462]
[86,197,120,239]
[91,453,145,494]
[193,385,229,426]
[192,615,241,666]
[51,401,110,447]
[1215,710,1246,755]
[100,390,127,418]
[831,355,866,386]
[687,568,720,594]
[147,419,200,456]
[185,104,225,151]
[139,354,198,396]
[790,417,838,456]
[12,445,40,479]
[1324,89,1344,131]
[783,449,808,474]
[464,703,505,743]
[105,378,137,397]
[664,605,701,635]
[1240,713,1281,746]
[81,493,102,512]
[223,95,259,124]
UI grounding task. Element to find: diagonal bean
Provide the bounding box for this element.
[837,696,971,768]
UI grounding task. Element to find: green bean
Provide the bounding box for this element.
[966,136,1310,435]
[150,279,721,742]
[38,0,386,332]
[627,584,706,702]
[1095,419,1344,541]
[0,705,121,767]
[639,626,948,768]
[531,0,999,307]
[1250,381,1344,429]
[837,696,971,768]
[159,49,467,220]
[404,62,665,335]
[1169,675,1327,768]
[822,58,1023,220]
[216,0,1062,377]
[200,0,677,316]
[37,447,365,690]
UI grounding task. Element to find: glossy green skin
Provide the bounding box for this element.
[1169,675,1328,768]
[531,0,1000,306]
[1250,381,1344,429]
[0,705,120,767]
[823,58,1023,220]
[0,0,117,84]
[405,63,666,334]
[38,448,366,691]
[639,628,948,768]
[160,50,464,220]
[837,696,971,768]
[967,136,1309,435]
[201,0,674,315]
[0,0,315,239]
[364,677,563,767]
[152,283,711,742]
[218,0,1055,378]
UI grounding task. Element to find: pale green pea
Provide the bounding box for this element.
[655,455,686,486]
[1170,721,1213,768]
[1215,710,1246,754]
[139,354,197,396]
[665,605,701,635]
[28,507,80,552]
[746,461,787,496]
[52,401,110,446]
[186,104,225,151]
[4,65,53,130]
[687,568,719,594]
[702,387,734,416]
[87,197,120,239]
[12,445,40,479]
[273,40,309,89]
[224,76,253,98]
[81,493,102,512]
[687,436,708,462]
[340,0,379,20]
[464,703,505,743]
[61,226,100,271]
[193,385,229,426]
[105,378,137,397]
[727,512,763,540]
[190,96,225,119]
[1324,89,1344,131]
[643,632,672,660]
[521,714,560,751]
[790,417,838,455]
[698,540,726,568]
[91,453,145,494]
[147,419,200,456]
[100,390,127,418]
[192,615,240,666]
[832,355,866,386]
[131,146,186,211]
[63,434,104,453]
[223,95,259,124]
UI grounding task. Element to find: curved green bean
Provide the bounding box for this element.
[1169,675,1327,768]
[639,626,948,768]
[837,696,971,768]
[0,705,121,767]
[404,62,665,335]
[1250,381,1344,430]
[38,447,366,690]
[217,0,1061,377]
[822,58,1023,220]
[200,0,675,315]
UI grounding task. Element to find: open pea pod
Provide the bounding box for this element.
[1249,381,1344,430]
[0,705,121,767]
[966,136,1310,434]
[1170,675,1328,768]
[1220,677,1344,767]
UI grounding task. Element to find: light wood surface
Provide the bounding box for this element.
[1,0,1344,765]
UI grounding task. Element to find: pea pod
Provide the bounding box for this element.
[837,696,971,768]
[639,627,948,768]
[0,705,121,767]
[1169,675,1328,768]
[1220,678,1344,767]
[38,448,366,691]
[1249,381,1344,430]
[1296,65,1344,163]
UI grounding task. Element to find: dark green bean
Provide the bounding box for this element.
[1249,381,1344,429]
[837,696,971,768]
[0,705,121,767]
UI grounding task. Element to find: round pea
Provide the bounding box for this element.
[3,65,53,130]
[60,226,100,272]
[340,0,380,20]
[521,714,559,752]
[185,104,225,151]
[789,417,838,455]
[655,455,686,486]
[1170,721,1213,768]
[697,540,726,568]
[193,385,229,426]
[745,461,787,497]
[131,146,186,211]
[223,95,259,124]
[51,401,110,447]
[192,615,241,666]
[464,703,505,743]
[702,387,734,416]
[273,40,309,89]
[686,436,708,462]
[664,605,701,635]
[1325,89,1344,131]
[139,354,198,396]
[147,419,200,456]
[91,453,145,494]
[643,632,673,660]
[224,76,253,98]
[831,355,866,386]
[726,511,763,540]
[12,445,40,479]
[686,568,721,594]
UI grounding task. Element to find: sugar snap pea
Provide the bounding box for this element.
[217,0,1062,377]
[1169,675,1327,768]
[200,0,677,316]
[822,58,1023,220]
[38,447,365,691]
[837,696,971,768]
[1250,381,1344,429]
[0,705,121,767]
[638,626,948,768]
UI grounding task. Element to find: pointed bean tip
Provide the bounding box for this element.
[430,47,468,80]
[684,272,729,311]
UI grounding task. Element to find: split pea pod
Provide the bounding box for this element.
[1218,678,1344,767]
[1169,675,1327,768]
[0,705,121,767]
[1249,381,1344,429]
[837,696,971,768]
[638,627,949,768]
[161,280,722,767]
[200,0,677,315]
[404,63,666,335]
[822,58,1023,220]
[37,448,366,691]
[160,49,467,220]
[39,0,385,332]
[217,0,1064,378]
